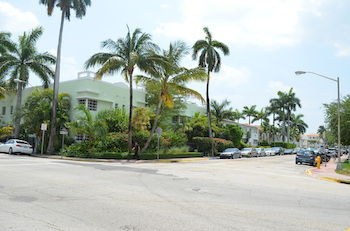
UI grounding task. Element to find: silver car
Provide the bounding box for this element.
[241,148,258,158]
[264,148,277,156]
[256,148,266,157]
[219,148,241,159]
[0,139,33,155]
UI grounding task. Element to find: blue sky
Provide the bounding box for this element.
[1,0,350,133]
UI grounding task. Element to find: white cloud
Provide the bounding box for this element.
[154,0,325,47]
[333,43,350,57]
[0,1,39,32]
[188,64,250,103]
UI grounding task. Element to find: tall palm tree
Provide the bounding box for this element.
[231,109,245,123]
[0,32,15,55]
[85,27,159,153]
[192,27,229,156]
[242,105,257,124]
[211,99,232,122]
[136,41,206,153]
[252,108,268,125]
[40,0,92,153]
[0,27,55,137]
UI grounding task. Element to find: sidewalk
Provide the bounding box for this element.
[29,154,209,164]
[309,155,350,184]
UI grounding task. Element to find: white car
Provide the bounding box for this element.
[0,139,33,155]
[264,148,277,156]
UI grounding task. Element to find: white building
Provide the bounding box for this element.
[299,134,324,148]
[223,120,260,146]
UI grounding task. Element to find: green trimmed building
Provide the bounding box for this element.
[0,71,205,127]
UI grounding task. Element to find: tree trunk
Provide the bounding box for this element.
[128,70,134,154]
[272,113,275,142]
[47,11,65,154]
[140,98,163,154]
[13,82,23,138]
[206,71,214,156]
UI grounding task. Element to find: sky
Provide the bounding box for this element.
[1,0,350,133]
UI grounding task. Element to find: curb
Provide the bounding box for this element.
[305,167,350,184]
[29,154,209,164]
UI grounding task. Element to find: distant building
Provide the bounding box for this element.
[299,134,324,148]
[223,120,260,146]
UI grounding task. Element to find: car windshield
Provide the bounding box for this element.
[301,150,315,156]
[242,148,252,151]
[224,148,238,152]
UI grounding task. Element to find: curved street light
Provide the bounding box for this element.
[295,71,342,169]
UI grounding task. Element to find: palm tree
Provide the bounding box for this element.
[242,105,257,124]
[85,27,160,153]
[40,0,92,153]
[0,27,55,137]
[289,114,308,141]
[252,108,268,125]
[192,27,229,156]
[0,32,15,55]
[211,99,232,122]
[135,41,206,153]
[231,109,245,123]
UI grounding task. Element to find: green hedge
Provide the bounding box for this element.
[191,137,234,155]
[270,142,296,149]
[63,152,203,160]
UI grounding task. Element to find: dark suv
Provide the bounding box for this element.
[295,150,321,166]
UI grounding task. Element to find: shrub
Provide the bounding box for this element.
[92,132,128,153]
[161,131,187,148]
[270,142,296,149]
[191,137,234,155]
[258,140,269,146]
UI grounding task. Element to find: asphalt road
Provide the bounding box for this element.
[0,154,349,231]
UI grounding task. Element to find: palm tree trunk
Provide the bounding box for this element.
[128,70,134,154]
[272,113,275,142]
[140,98,163,154]
[248,116,251,124]
[13,82,23,138]
[206,71,214,156]
[47,11,65,154]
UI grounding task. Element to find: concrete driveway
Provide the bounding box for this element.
[0,153,349,231]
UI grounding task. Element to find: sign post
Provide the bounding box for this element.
[60,128,68,150]
[156,127,163,160]
[40,123,47,155]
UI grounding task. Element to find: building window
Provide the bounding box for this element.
[75,134,85,142]
[115,103,119,108]
[78,99,86,105]
[2,107,6,115]
[172,116,178,124]
[10,106,13,115]
[88,99,97,111]
[122,105,125,110]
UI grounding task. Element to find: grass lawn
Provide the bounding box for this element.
[336,161,350,176]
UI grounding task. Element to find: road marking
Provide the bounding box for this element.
[305,169,313,176]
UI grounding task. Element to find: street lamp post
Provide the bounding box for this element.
[295,71,342,169]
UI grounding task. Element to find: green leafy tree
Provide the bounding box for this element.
[132,107,154,132]
[324,95,350,145]
[85,27,160,154]
[95,108,128,133]
[0,27,55,137]
[192,27,230,156]
[21,89,70,151]
[231,109,245,123]
[220,124,243,147]
[135,41,205,153]
[242,105,257,124]
[40,0,92,153]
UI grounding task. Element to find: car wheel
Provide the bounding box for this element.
[8,148,13,155]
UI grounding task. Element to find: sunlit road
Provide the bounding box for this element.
[0,154,349,231]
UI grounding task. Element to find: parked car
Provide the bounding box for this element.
[256,148,266,157]
[272,147,284,155]
[295,150,322,166]
[264,148,277,156]
[283,149,293,155]
[292,148,302,154]
[220,148,241,159]
[0,139,33,155]
[241,148,258,158]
